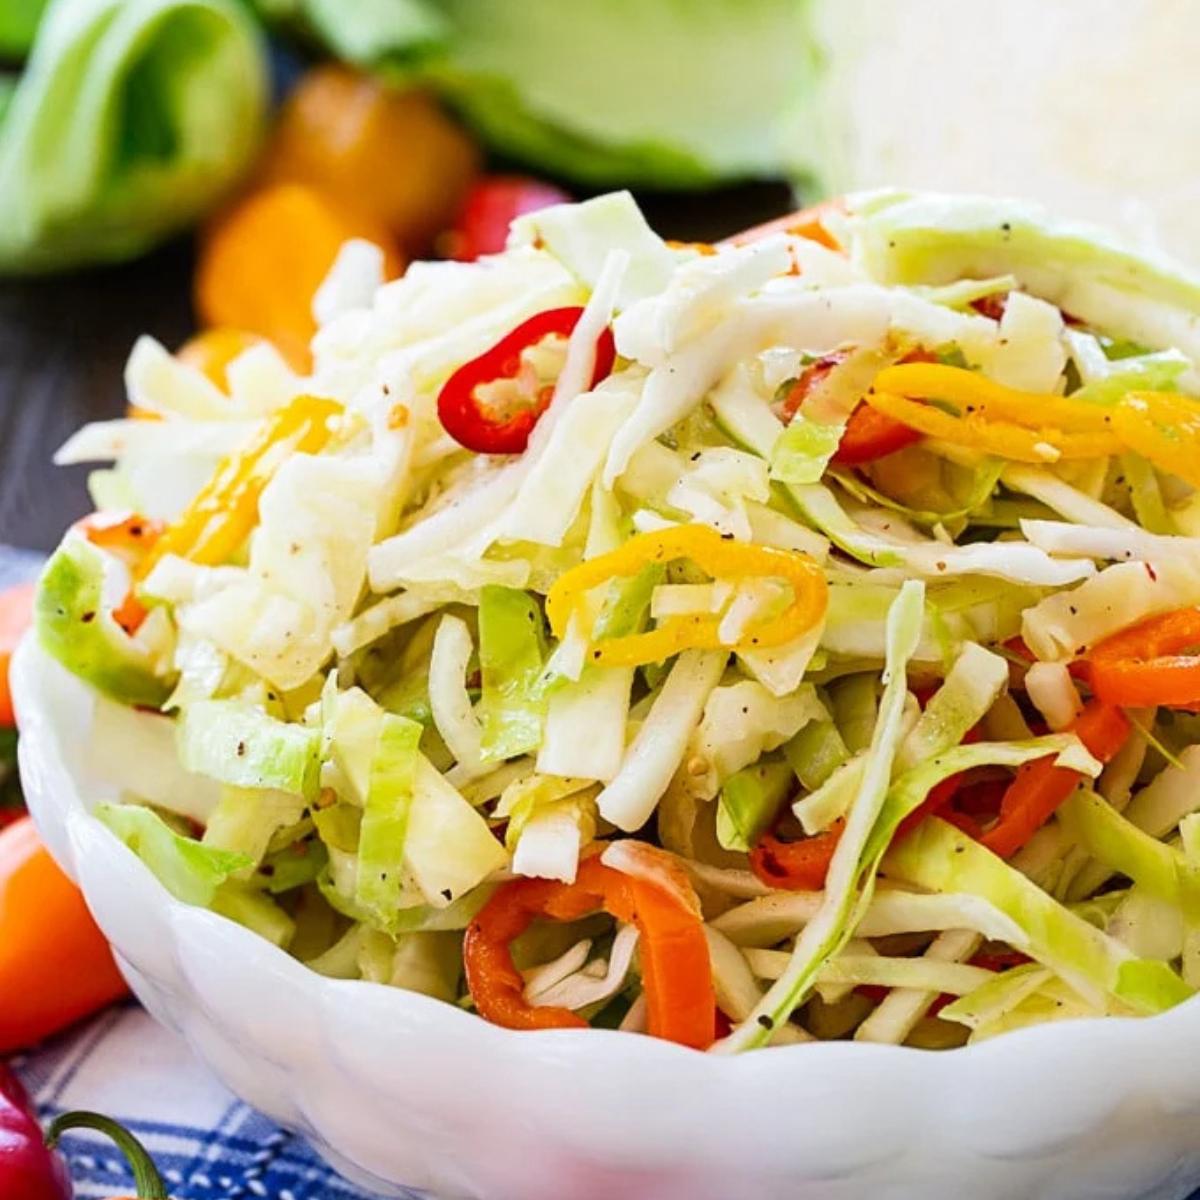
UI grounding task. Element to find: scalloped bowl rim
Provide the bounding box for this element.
[15,634,1200,1199]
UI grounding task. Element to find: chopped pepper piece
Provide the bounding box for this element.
[980,701,1130,859]
[781,351,923,465]
[464,846,715,1048]
[545,524,827,668]
[1113,391,1200,489]
[136,395,342,580]
[1088,608,1200,708]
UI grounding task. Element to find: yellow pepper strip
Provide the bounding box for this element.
[874,363,1117,434]
[1114,391,1200,489]
[135,394,342,580]
[863,389,1123,463]
[545,525,827,668]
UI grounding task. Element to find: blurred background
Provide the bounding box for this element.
[2,0,1197,551]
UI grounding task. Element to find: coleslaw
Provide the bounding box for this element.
[35,188,1200,1051]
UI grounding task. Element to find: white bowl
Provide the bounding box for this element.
[14,635,1200,1200]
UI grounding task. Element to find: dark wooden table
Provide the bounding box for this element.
[0,182,792,553]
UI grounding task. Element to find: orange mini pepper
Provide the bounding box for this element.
[259,65,480,256]
[0,817,129,1053]
[195,183,403,372]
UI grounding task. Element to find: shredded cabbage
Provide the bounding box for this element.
[51,187,1200,1050]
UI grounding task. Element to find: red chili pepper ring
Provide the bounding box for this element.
[437,306,617,455]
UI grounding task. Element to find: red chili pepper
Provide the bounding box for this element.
[0,1064,70,1200]
[980,700,1130,859]
[437,307,617,454]
[750,691,986,892]
[750,765,980,893]
[1004,635,1091,684]
[446,175,572,261]
[464,847,715,1049]
[833,405,926,465]
[1,1064,168,1198]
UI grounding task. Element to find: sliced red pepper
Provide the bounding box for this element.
[970,293,1009,322]
[437,307,616,455]
[780,351,925,466]
[833,405,926,465]
[1087,608,1200,708]
[980,700,1130,859]
[750,767,984,891]
[749,818,844,891]
[463,847,715,1049]
[750,700,981,891]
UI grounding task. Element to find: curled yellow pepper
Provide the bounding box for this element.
[136,394,342,579]
[545,525,827,668]
[874,363,1116,434]
[1113,391,1200,489]
[863,389,1122,463]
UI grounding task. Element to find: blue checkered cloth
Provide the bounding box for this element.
[11,1004,388,1199]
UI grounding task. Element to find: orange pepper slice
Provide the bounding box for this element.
[545,525,827,668]
[136,394,342,580]
[979,701,1129,859]
[0,818,129,1052]
[464,847,715,1048]
[724,198,845,252]
[1087,608,1200,708]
